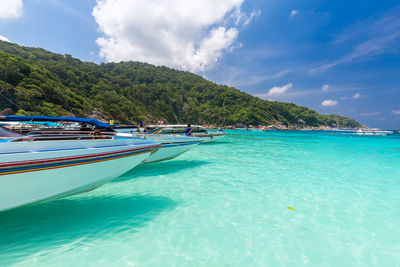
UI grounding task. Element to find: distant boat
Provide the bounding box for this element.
[324,127,393,135]
[235,126,248,130]
[355,129,393,136]
[0,120,160,212]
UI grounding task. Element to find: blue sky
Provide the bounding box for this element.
[0,0,399,129]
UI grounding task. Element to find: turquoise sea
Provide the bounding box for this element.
[1,130,399,266]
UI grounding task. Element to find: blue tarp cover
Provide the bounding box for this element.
[0,115,112,128]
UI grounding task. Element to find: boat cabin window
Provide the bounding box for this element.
[160,128,186,134]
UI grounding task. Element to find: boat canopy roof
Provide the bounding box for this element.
[0,115,112,128]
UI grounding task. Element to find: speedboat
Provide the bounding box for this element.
[324,128,393,135]
[116,132,202,164]
[0,116,160,212]
[114,124,202,163]
[1,116,201,165]
[355,129,393,135]
[144,125,226,143]
[235,126,248,131]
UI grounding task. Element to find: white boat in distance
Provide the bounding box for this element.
[0,116,160,212]
[325,128,393,135]
[355,129,393,135]
[145,125,226,143]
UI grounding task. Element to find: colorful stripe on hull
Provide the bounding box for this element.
[148,128,164,134]
[0,145,160,176]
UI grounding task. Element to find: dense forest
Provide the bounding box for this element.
[0,41,360,127]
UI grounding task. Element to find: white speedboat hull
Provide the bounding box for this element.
[355,130,393,135]
[116,133,201,163]
[143,136,201,163]
[194,132,226,143]
[136,125,227,143]
[0,138,159,212]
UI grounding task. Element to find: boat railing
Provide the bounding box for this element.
[10,134,114,142]
[24,130,116,136]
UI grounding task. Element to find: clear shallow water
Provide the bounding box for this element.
[1,130,400,266]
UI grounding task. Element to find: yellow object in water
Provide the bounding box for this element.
[287,206,296,211]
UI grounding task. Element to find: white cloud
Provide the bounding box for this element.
[255,84,365,101]
[93,0,256,72]
[0,0,23,19]
[290,10,298,17]
[321,84,329,91]
[0,35,10,42]
[266,83,293,96]
[353,93,360,99]
[321,99,338,106]
[392,110,400,115]
[243,10,261,26]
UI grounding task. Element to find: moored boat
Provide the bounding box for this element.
[0,117,160,212]
[99,123,203,163]
[235,126,248,131]
[116,132,202,163]
[145,125,226,143]
[1,116,202,165]
[323,127,393,135]
[355,129,393,135]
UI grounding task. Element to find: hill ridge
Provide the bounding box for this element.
[0,40,360,127]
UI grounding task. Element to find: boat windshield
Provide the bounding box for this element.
[0,126,23,137]
[155,126,208,134]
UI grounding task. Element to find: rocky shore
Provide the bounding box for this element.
[204,122,361,131]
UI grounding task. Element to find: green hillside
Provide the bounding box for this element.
[0,41,360,127]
